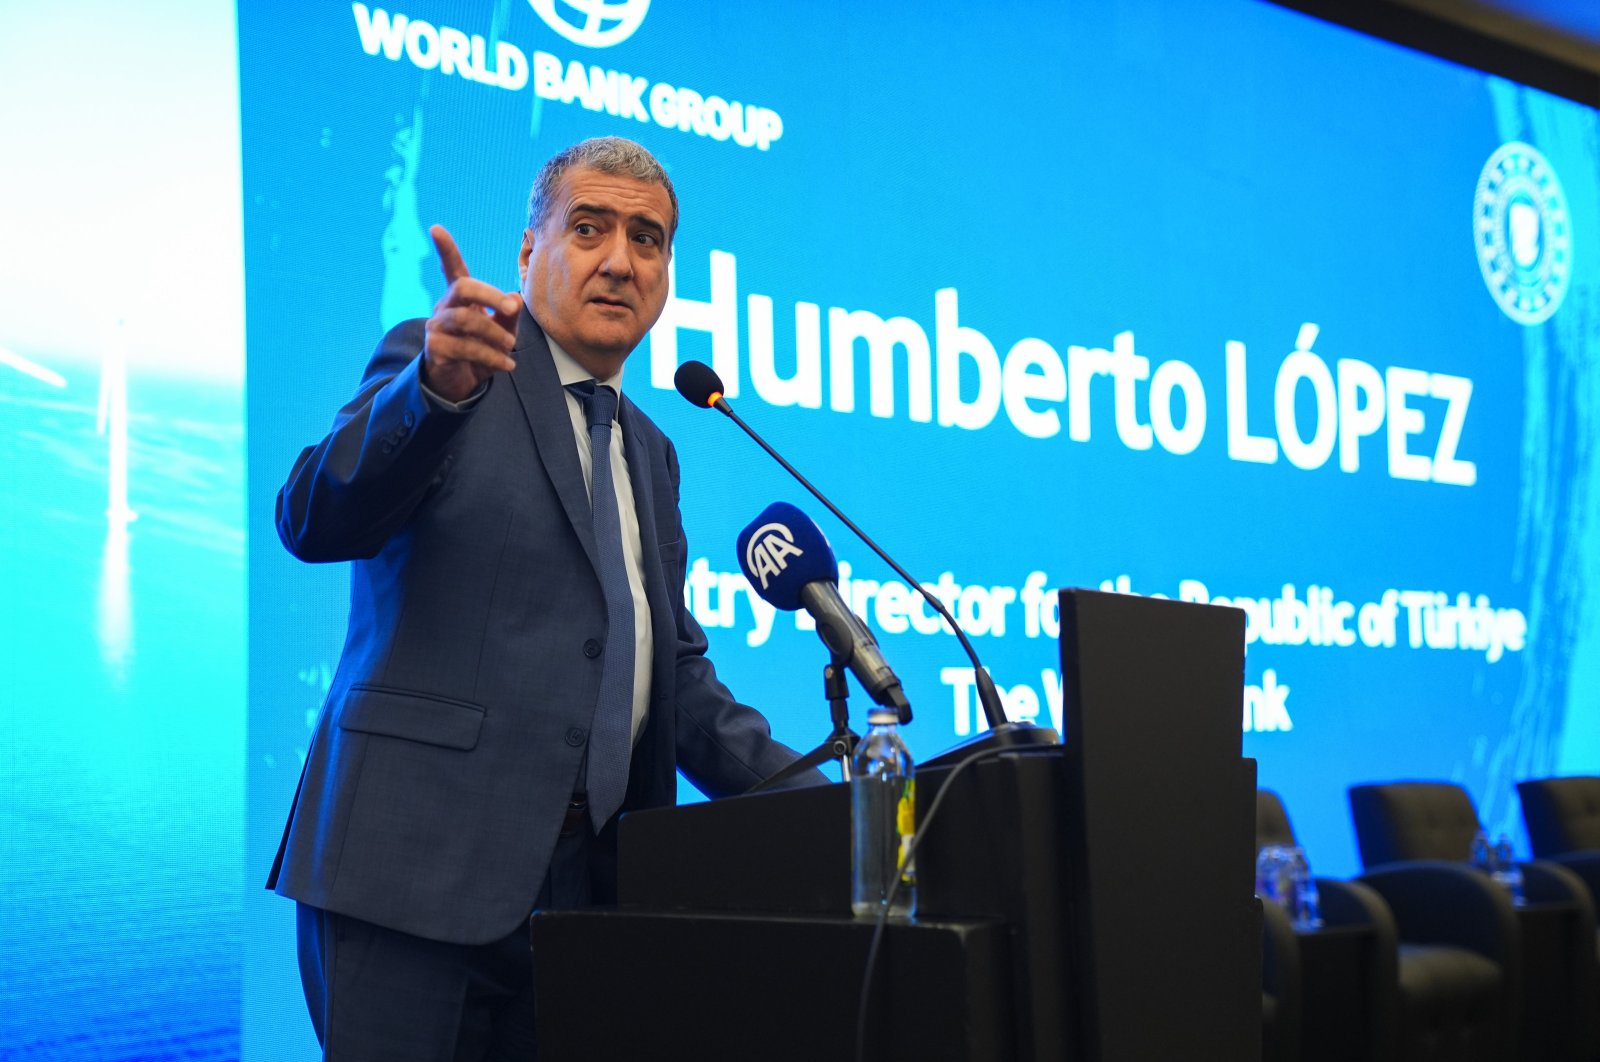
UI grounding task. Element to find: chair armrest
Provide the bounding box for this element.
[1259,895,1302,1054]
[1522,858,1599,918]
[1318,876,1398,944]
[1261,895,1301,990]
[1314,876,1401,1056]
[1546,851,1600,904]
[1356,860,1521,967]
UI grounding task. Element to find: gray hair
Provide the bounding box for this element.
[526,136,678,241]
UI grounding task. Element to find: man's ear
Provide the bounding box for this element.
[517,229,533,285]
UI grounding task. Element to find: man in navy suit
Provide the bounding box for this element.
[268,136,813,1059]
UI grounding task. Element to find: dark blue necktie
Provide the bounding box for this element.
[566,381,634,831]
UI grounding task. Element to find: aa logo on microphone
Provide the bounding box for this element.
[1474,141,1571,326]
[527,0,650,48]
[744,522,805,590]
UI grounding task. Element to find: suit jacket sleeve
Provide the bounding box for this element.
[276,319,475,562]
[655,439,830,798]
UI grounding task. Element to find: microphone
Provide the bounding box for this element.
[675,360,1050,750]
[737,503,911,720]
[674,359,729,413]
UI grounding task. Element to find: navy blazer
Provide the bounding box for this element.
[268,312,807,945]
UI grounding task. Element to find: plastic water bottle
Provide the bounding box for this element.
[851,708,916,920]
[1471,829,1493,872]
[1256,845,1288,905]
[1289,847,1323,930]
[1493,834,1525,906]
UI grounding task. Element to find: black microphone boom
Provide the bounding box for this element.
[674,360,1021,736]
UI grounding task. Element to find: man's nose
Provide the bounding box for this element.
[597,232,635,279]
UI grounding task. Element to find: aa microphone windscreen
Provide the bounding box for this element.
[674,360,725,408]
[735,502,838,612]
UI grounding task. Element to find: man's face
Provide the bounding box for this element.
[519,166,674,380]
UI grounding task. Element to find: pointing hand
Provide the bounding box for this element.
[421,225,523,403]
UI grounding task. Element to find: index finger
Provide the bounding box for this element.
[430,224,470,284]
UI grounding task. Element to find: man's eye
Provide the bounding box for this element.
[574,222,597,236]
[633,232,658,247]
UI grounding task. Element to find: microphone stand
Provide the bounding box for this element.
[748,652,858,793]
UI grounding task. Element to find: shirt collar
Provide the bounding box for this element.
[545,332,624,392]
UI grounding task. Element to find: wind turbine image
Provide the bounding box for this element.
[96,322,137,528]
[0,343,67,389]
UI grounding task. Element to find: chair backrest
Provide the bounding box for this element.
[1348,781,1480,869]
[1517,776,1600,856]
[1256,789,1298,850]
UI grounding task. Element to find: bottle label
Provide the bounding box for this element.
[896,779,916,885]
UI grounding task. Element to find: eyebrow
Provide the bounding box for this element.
[566,201,667,239]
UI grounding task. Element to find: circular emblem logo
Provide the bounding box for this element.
[527,0,651,48]
[1474,141,1571,326]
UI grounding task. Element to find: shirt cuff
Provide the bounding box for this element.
[420,377,489,412]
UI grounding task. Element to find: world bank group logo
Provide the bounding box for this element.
[1474,141,1572,326]
[528,0,650,48]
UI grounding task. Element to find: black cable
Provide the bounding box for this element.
[852,743,1010,1062]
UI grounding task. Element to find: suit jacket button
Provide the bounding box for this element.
[565,727,586,747]
[402,411,415,428]
[583,638,602,658]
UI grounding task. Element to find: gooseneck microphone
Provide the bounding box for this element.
[737,503,911,720]
[675,360,1019,735]
[674,360,730,413]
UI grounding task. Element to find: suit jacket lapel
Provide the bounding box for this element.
[508,313,599,572]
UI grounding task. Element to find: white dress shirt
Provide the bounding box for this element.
[546,339,654,748]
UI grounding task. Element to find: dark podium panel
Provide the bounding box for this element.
[533,911,1013,1060]
[533,590,1257,1061]
[1057,590,1259,1060]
